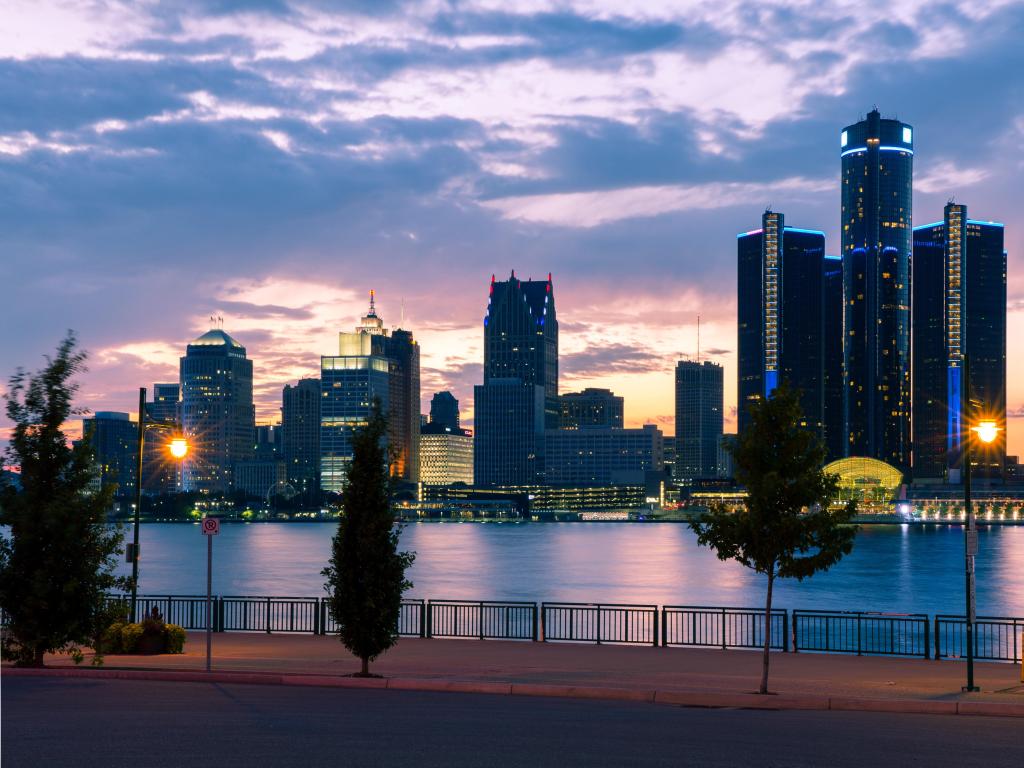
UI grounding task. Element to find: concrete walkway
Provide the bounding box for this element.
[9,632,1021,716]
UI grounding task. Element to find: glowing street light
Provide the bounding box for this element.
[973,420,1000,445]
[169,437,189,459]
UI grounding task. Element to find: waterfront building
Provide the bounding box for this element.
[474,272,557,486]
[142,382,181,494]
[234,460,287,499]
[255,424,282,460]
[662,436,677,478]
[736,210,826,440]
[675,360,724,481]
[913,205,1006,481]
[429,391,460,431]
[559,388,624,430]
[320,293,420,492]
[82,411,137,498]
[544,425,662,485]
[179,328,255,494]
[823,256,845,461]
[841,108,914,471]
[419,423,474,485]
[282,378,320,494]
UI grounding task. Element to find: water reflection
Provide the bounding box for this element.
[120,523,1024,615]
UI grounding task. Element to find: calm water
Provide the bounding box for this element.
[118,522,1024,616]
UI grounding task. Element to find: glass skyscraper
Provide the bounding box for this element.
[474,272,557,486]
[282,378,320,494]
[736,210,827,441]
[674,360,723,481]
[823,255,845,462]
[841,108,913,471]
[913,204,1006,480]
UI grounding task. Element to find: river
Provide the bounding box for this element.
[117,522,1024,616]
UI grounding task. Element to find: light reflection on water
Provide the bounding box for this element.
[120,522,1024,616]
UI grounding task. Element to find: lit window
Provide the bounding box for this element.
[902,126,912,143]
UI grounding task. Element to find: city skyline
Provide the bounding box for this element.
[2,2,1023,455]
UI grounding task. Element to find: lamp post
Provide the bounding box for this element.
[130,387,188,621]
[961,354,999,693]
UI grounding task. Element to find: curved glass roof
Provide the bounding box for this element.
[823,457,903,501]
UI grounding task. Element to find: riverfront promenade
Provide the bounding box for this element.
[14,632,1024,714]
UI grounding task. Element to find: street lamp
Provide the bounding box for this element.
[960,355,1000,694]
[130,387,188,620]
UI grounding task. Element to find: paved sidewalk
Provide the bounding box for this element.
[21,632,1023,708]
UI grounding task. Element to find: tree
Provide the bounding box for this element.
[322,403,414,676]
[0,333,128,667]
[690,384,857,694]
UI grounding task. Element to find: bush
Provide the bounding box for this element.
[120,623,144,652]
[100,622,126,654]
[102,620,187,655]
[165,624,186,654]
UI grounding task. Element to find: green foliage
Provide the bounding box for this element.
[164,624,186,654]
[120,623,144,651]
[322,402,414,675]
[690,383,858,693]
[0,333,129,667]
[101,622,127,654]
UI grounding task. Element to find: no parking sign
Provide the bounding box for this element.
[201,517,220,536]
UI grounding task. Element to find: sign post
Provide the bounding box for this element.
[201,516,220,672]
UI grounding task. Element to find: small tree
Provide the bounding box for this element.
[0,333,128,667]
[691,384,857,694]
[322,403,414,676]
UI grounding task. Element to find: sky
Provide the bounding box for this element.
[1,0,1022,454]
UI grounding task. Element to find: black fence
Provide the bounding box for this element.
[5,595,1021,663]
[792,610,931,658]
[935,615,1023,663]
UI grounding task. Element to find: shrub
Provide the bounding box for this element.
[120,623,144,653]
[165,624,186,654]
[100,622,126,654]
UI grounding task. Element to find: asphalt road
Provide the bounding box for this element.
[4,678,1024,768]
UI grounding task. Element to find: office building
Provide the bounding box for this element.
[82,411,138,498]
[544,425,663,485]
[474,272,557,486]
[255,424,282,460]
[913,204,1006,480]
[559,388,624,430]
[179,328,255,494]
[841,108,914,471]
[429,391,460,431]
[675,360,724,481]
[823,256,845,461]
[234,460,287,499]
[737,210,826,440]
[282,378,320,494]
[320,293,420,492]
[142,383,181,494]
[419,423,474,485]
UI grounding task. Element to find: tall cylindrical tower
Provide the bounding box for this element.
[841,108,913,471]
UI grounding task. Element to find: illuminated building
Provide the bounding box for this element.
[559,388,624,429]
[841,108,913,471]
[419,424,473,485]
[179,328,255,494]
[429,391,460,431]
[320,293,420,492]
[81,411,138,498]
[474,272,557,486]
[282,378,320,494]
[823,256,845,461]
[544,425,662,485]
[675,360,724,481]
[913,205,1006,480]
[736,210,828,441]
[142,383,181,494]
[823,456,903,503]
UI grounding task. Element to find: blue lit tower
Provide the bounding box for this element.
[841,108,913,470]
[474,271,557,486]
[913,204,1006,480]
[736,210,826,440]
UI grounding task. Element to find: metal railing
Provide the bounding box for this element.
[427,601,537,641]
[935,615,1023,663]
[793,610,931,658]
[662,606,788,651]
[541,602,659,646]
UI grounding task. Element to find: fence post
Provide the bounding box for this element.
[721,607,726,650]
[856,613,862,656]
[661,608,667,647]
[419,601,425,639]
[792,611,799,653]
[934,617,940,660]
[783,611,789,652]
[426,600,433,639]
[314,598,320,636]
[481,601,485,641]
[217,597,224,633]
[266,597,271,634]
[653,607,659,648]
[532,604,538,642]
[923,616,930,659]
[595,605,601,645]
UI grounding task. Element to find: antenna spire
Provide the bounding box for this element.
[368,289,376,315]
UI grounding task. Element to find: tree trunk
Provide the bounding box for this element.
[32,646,46,668]
[361,656,369,676]
[759,567,775,695]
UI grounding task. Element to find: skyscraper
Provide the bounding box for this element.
[179,328,255,494]
[559,388,624,430]
[913,204,1006,480]
[823,256,845,462]
[419,423,473,485]
[841,108,913,470]
[429,391,460,430]
[737,210,826,439]
[282,378,320,494]
[81,411,137,498]
[675,360,724,481]
[142,382,181,494]
[320,293,420,492]
[474,271,557,486]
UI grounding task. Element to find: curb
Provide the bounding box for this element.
[5,667,1024,718]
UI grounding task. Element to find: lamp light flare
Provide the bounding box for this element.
[973,420,1000,445]
[169,438,188,459]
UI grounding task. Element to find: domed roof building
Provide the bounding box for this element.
[823,457,903,503]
